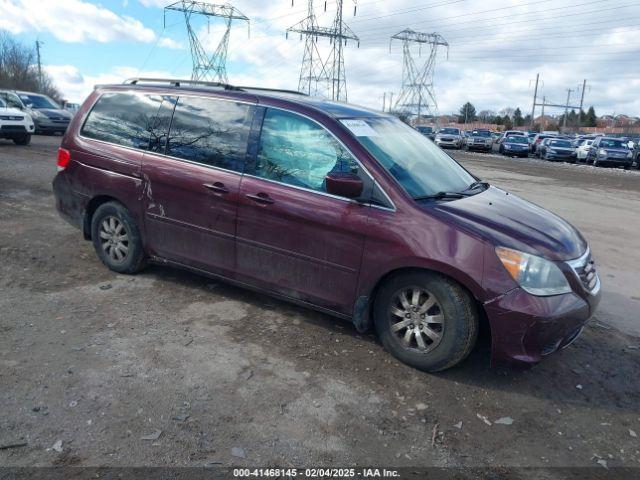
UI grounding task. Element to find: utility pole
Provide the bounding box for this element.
[35,40,43,90]
[164,1,249,83]
[530,73,539,130]
[288,0,358,100]
[390,28,448,122]
[577,78,587,129]
[541,96,545,118]
[382,92,386,112]
[562,88,574,132]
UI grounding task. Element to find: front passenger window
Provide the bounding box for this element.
[255,109,358,193]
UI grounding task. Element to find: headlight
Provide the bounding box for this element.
[30,109,45,118]
[597,148,607,157]
[548,149,557,154]
[495,246,572,296]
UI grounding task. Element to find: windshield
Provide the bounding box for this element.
[345,117,476,199]
[439,128,460,135]
[507,136,528,144]
[0,98,5,108]
[18,94,59,109]
[471,130,491,137]
[599,139,628,149]
[549,140,573,148]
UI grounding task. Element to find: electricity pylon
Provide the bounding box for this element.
[288,0,358,101]
[286,1,331,97]
[164,1,249,83]
[390,29,448,120]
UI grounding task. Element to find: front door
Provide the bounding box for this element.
[142,95,254,275]
[236,108,373,314]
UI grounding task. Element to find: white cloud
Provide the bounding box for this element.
[0,0,155,43]
[158,37,184,50]
[45,65,176,103]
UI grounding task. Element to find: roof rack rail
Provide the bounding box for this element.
[122,78,308,96]
[235,86,308,96]
[122,77,241,90]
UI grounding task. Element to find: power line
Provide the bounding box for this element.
[354,0,626,38]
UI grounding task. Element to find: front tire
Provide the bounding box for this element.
[13,134,31,145]
[374,271,479,372]
[91,202,146,274]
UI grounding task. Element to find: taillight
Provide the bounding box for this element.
[57,148,71,172]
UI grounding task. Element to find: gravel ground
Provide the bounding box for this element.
[1,136,639,475]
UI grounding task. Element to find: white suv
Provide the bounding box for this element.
[0,95,35,145]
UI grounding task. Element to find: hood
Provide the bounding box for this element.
[33,108,72,119]
[0,106,26,117]
[430,187,586,261]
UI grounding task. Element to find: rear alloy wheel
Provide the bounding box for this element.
[374,272,478,372]
[91,202,146,274]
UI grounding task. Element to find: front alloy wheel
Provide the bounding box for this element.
[388,287,444,353]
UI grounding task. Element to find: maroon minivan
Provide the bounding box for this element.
[53,78,601,371]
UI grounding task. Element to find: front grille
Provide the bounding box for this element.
[0,125,26,132]
[0,115,24,121]
[567,248,599,294]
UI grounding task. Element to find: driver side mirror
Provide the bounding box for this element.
[325,172,363,199]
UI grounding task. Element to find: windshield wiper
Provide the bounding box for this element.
[465,180,490,192]
[413,191,469,201]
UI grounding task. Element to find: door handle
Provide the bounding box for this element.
[203,182,229,194]
[245,193,274,205]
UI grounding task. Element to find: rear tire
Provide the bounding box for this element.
[91,202,146,274]
[374,271,479,372]
[13,134,31,145]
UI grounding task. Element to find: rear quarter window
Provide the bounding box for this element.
[81,92,164,150]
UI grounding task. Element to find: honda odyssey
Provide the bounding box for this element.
[53,79,601,372]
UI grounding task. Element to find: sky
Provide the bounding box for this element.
[1,0,639,117]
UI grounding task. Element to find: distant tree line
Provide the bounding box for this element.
[457,102,598,130]
[0,32,62,102]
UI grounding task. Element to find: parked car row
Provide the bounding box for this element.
[0,89,73,145]
[495,130,638,170]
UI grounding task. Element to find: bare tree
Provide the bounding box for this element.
[0,32,62,102]
[499,107,516,119]
[477,110,496,123]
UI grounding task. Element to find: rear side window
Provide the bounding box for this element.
[81,93,163,150]
[165,96,253,172]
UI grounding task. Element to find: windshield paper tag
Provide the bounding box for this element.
[340,119,378,137]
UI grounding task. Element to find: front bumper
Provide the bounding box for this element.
[546,155,577,161]
[468,142,493,151]
[436,139,461,148]
[0,123,34,138]
[34,117,70,133]
[485,286,601,367]
[502,148,529,156]
[599,156,632,166]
